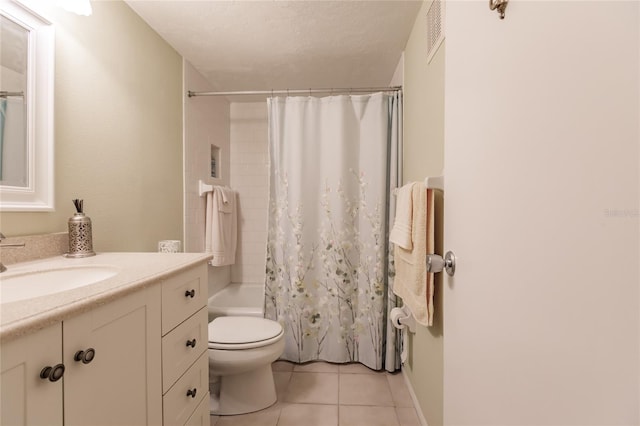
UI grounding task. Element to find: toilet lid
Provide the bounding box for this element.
[208,316,283,345]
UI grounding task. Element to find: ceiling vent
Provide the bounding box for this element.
[426,0,444,64]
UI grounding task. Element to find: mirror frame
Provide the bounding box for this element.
[0,0,54,211]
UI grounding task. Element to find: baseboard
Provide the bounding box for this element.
[401,367,429,426]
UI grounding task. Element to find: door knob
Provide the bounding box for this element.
[426,251,456,276]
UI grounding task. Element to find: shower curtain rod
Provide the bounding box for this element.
[187,86,402,97]
[0,91,24,98]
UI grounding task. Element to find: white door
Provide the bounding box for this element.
[443,2,639,425]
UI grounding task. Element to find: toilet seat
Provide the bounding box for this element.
[208,316,284,350]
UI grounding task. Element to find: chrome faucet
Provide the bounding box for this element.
[0,232,25,272]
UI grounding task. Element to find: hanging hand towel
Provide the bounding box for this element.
[425,188,435,326]
[217,186,234,213]
[389,183,415,250]
[205,186,237,266]
[391,184,435,326]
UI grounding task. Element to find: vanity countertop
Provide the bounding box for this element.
[0,252,212,342]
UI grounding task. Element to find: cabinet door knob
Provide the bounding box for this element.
[186,388,197,398]
[40,364,65,382]
[185,289,196,298]
[74,348,96,364]
[185,339,197,348]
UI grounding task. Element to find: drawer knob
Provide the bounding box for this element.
[185,289,196,298]
[40,364,65,382]
[74,348,96,364]
[187,388,197,398]
[186,339,197,348]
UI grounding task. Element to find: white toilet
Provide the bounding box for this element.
[208,316,285,415]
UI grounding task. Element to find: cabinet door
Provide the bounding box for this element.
[62,286,162,426]
[0,323,63,426]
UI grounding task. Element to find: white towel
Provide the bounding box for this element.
[217,186,233,213]
[205,186,237,266]
[389,183,415,249]
[392,184,435,326]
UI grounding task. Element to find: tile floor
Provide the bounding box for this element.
[210,361,421,426]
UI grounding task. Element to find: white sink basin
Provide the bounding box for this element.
[0,265,119,304]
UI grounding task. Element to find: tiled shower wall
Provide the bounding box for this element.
[229,102,269,283]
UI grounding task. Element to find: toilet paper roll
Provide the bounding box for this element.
[390,307,408,330]
[390,306,413,364]
[158,240,181,253]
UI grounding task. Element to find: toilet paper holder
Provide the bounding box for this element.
[390,305,416,333]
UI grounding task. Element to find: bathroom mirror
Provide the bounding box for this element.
[0,1,54,211]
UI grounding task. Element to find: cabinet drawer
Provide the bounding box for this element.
[162,264,207,335]
[163,352,208,426]
[184,390,211,426]
[162,307,208,392]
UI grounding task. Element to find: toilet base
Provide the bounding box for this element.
[210,364,277,415]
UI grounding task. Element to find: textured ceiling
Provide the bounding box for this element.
[125,1,421,94]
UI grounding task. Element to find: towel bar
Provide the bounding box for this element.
[392,176,444,195]
[199,180,214,197]
[424,175,444,191]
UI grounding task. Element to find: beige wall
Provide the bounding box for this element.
[0,1,183,252]
[183,61,231,296]
[403,2,445,183]
[401,1,445,425]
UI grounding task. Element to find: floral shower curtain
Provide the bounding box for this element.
[265,92,403,371]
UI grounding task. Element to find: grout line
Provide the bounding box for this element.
[274,403,283,426]
[337,367,341,408]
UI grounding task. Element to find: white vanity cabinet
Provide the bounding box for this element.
[0,323,64,426]
[0,259,210,426]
